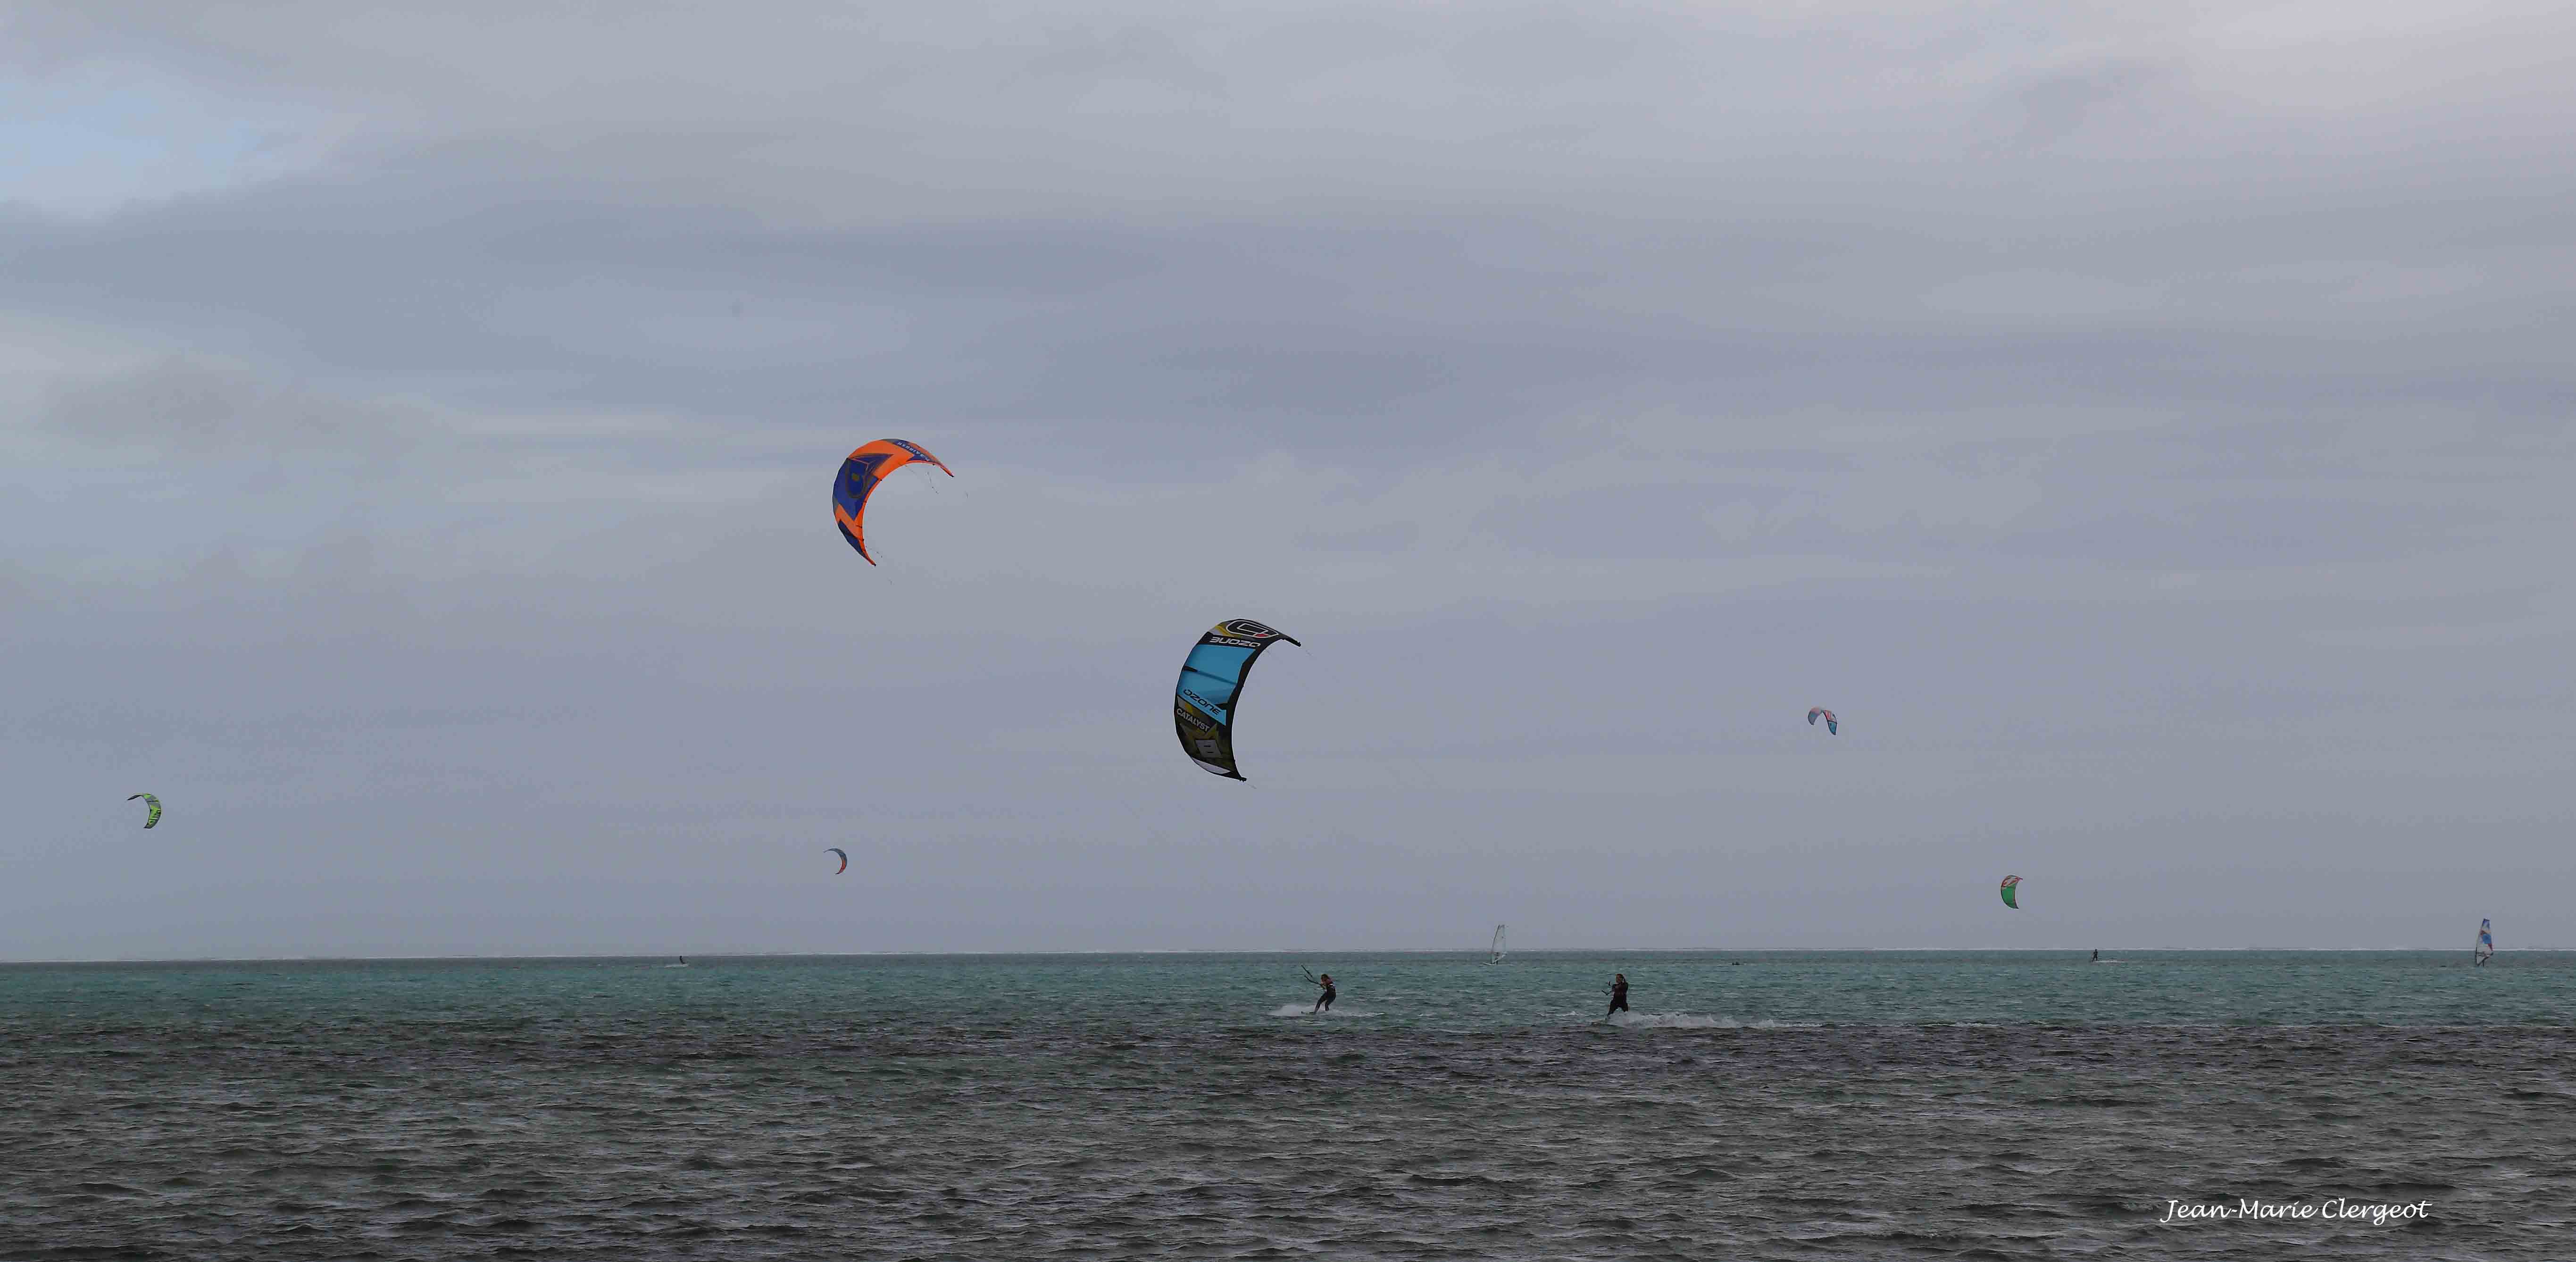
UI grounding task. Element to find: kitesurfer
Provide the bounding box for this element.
[2091,949,2100,963]
[1311,972,1336,1014]
[1605,973,1629,1020]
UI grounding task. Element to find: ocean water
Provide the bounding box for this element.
[4,951,2571,1259]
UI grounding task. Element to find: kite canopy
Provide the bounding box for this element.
[1999,875,2021,910]
[1173,618,1301,781]
[1807,707,1838,735]
[827,847,849,875]
[832,439,952,565]
[127,793,161,829]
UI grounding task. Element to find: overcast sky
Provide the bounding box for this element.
[5,1,2572,958]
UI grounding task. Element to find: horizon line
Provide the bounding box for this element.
[1,946,2559,966]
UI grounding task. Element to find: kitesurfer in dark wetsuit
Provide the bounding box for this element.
[1311,973,1336,1014]
[1605,972,1629,1020]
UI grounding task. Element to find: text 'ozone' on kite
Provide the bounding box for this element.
[1173,618,1301,781]
[832,439,952,565]
[128,793,161,829]
[1999,875,2021,910]
[1807,707,1838,735]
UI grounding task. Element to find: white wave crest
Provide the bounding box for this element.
[1600,1011,1819,1029]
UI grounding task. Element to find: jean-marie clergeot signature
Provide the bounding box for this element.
[2163,1199,2430,1227]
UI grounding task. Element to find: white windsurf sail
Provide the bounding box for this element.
[1488,923,1507,964]
[2475,918,2494,966]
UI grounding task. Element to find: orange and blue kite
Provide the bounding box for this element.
[832,439,952,565]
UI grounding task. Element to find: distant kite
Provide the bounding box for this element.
[2000,875,2022,911]
[832,439,952,565]
[826,847,849,876]
[1807,707,1838,736]
[128,794,161,829]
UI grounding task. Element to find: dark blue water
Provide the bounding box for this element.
[5,952,2568,1258]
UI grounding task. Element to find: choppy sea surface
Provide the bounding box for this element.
[5,951,2571,1260]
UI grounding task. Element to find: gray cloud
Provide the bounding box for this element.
[1987,60,2172,150]
[4,2,2574,956]
[40,355,425,456]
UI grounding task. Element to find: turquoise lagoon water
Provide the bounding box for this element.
[5,951,2569,1259]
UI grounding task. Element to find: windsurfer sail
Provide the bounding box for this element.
[2475,918,2494,966]
[1488,924,1507,965]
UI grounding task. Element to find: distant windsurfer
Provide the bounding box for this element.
[1605,972,1629,1020]
[1311,972,1336,1014]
